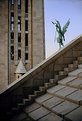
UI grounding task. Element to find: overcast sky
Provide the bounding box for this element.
[44,0,82,58]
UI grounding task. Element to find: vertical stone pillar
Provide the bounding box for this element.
[14,0,18,64]
[28,0,32,69]
[21,0,25,64]
[32,0,45,67]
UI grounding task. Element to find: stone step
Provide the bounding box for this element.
[33,100,79,121]
[64,66,75,73]
[47,85,65,94]
[78,57,82,64]
[28,94,36,101]
[28,107,50,121]
[59,70,68,76]
[64,67,69,72]
[68,68,82,78]
[11,107,19,114]
[73,60,78,65]
[73,60,78,68]
[58,77,76,86]
[36,93,53,104]
[39,96,64,109]
[54,74,66,81]
[39,86,46,92]
[49,79,57,84]
[25,102,41,114]
[34,90,44,97]
[54,75,59,80]
[66,90,82,105]
[17,103,24,109]
[78,64,82,69]
[65,106,82,121]
[44,82,56,89]
[44,82,51,88]
[66,78,82,89]
[68,64,74,68]
[23,98,31,105]
[38,112,63,121]
[58,76,82,89]
[51,101,79,118]
[68,63,77,71]
[54,86,77,99]
[47,85,80,104]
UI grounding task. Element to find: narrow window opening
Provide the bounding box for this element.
[18,50,21,60]
[11,46,14,60]
[11,0,14,5]
[11,12,14,23]
[11,32,14,39]
[11,23,14,31]
[25,20,28,31]
[25,0,28,13]
[18,75,20,78]
[25,34,28,46]
[25,53,28,60]
[18,17,21,31]
[18,0,21,9]
[18,33,21,42]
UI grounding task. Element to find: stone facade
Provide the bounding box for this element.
[0,0,8,91]
[0,0,45,90]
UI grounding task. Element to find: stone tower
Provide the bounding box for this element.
[0,0,45,91]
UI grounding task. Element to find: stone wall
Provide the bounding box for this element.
[0,0,8,90]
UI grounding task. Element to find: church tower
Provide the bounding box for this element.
[0,0,45,90]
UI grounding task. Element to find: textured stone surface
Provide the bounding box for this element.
[58,77,76,85]
[29,107,50,120]
[43,96,64,108]
[67,90,82,103]
[79,72,82,76]
[78,64,82,69]
[39,113,63,121]
[36,93,53,103]
[69,69,82,76]
[55,86,77,97]
[47,85,65,94]
[0,0,8,91]
[68,78,82,87]
[52,101,79,116]
[65,106,82,121]
[25,103,40,113]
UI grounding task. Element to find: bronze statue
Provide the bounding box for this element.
[52,19,70,48]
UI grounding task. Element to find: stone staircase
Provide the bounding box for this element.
[24,64,82,121]
[0,35,82,121]
[14,57,81,108]
[5,56,82,121]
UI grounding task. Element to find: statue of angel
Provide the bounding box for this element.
[52,19,70,48]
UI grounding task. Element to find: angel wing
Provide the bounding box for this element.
[62,19,70,35]
[51,21,55,25]
[55,19,61,30]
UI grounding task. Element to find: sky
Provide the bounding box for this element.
[44,0,82,58]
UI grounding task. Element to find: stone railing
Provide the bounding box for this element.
[0,35,82,112]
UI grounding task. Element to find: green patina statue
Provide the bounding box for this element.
[52,19,70,48]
